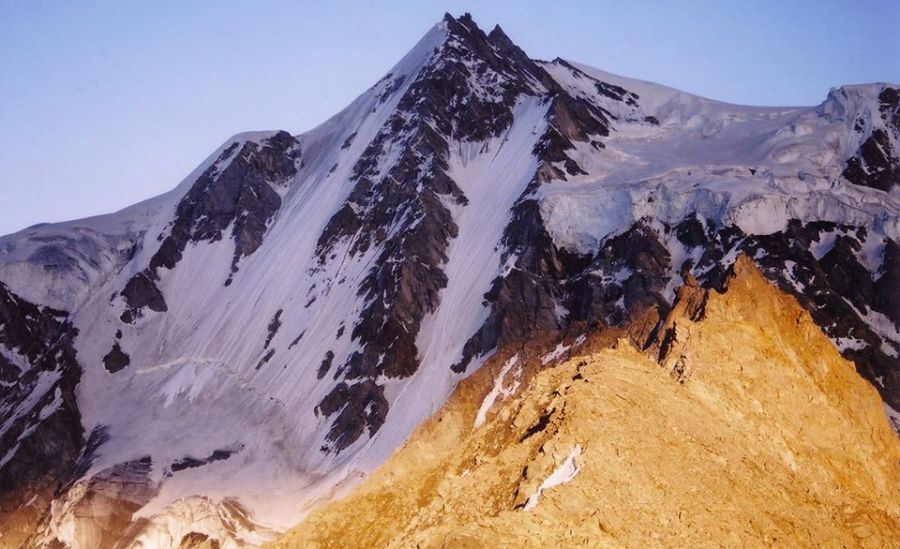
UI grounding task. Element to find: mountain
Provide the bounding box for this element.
[0,12,898,548]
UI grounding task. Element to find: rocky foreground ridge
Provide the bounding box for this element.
[270,256,900,548]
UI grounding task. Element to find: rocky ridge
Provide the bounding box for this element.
[270,257,900,548]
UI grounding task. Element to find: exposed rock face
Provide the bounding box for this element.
[33,456,159,548]
[162,132,300,276]
[316,381,389,451]
[263,309,283,350]
[450,200,577,373]
[451,209,674,373]
[169,444,241,474]
[719,221,900,411]
[101,342,130,373]
[120,131,301,323]
[875,238,900,324]
[0,282,84,548]
[844,87,900,191]
[270,257,900,548]
[120,271,168,322]
[459,208,900,413]
[178,533,220,549]
[845,128,900,191]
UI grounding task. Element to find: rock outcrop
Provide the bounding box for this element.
[0,282,85,548]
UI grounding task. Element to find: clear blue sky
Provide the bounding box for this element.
[2,1,898,236]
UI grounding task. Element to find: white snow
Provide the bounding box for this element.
[782,260,803,293]
[0,345,30,378]
[126,497,276,549]
[0,370,60,438]
[523,444,582,511]
[535,61,900,258]
[834,337,868,352]
[540,335,587,366]
[809,229,839,260]
[541,342,571,366]
[474,354,520,429]
[414,94,547,390]
[848,304,900,356]
[660,223,705,301]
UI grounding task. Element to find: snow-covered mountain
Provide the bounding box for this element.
[0,13,897,548]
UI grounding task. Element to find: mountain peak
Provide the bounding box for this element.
[381,12,551,143]
[488,23,511,43]
[442,11,477,27]
[438,11,521,60]
[439,11,492,49]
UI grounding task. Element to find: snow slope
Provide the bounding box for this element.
[538,59,900,254]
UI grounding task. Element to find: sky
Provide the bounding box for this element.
[1,1,898,236]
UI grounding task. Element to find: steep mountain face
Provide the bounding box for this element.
[269,257,900,548]
[0,12,898,548]
[0,283,86,548]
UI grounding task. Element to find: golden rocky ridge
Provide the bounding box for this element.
[269,256,900,548]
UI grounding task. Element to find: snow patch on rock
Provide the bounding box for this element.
[523,445,582,511]
[474,354,520,429]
